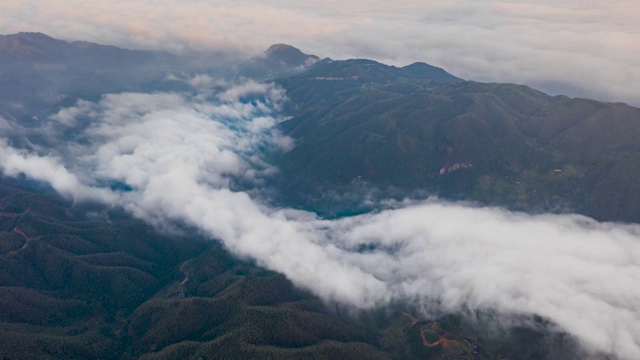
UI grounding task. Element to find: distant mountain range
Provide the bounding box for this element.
[0,33,317,122]
[0,32,174,65]
[1,31,638,223]
[0,32,183,123]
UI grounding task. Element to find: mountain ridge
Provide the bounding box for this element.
[274,68,640,222]
[0,32,174,64]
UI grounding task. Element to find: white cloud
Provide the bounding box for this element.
[0,141,116,203]
[0,85,639,358]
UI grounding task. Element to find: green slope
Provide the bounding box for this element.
[0,180,586,360]
[275,65,640,222]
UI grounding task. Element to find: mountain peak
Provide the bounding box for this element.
[265,43,303,57]
[265,43,296,53]
[0,32,71,63]
[12,31,54,39]
[401,62,463,83]
[1,31,65,44]
[263,43,319,67]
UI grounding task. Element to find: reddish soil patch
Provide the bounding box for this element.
[403,312,420,327]
[0,212,20,217]
[420,328,460,350]
[5,227,30,257]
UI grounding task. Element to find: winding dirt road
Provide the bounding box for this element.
[2,205,31,258]
[5,227,30,257]
[178,261,190,298]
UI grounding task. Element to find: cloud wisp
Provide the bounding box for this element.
[0,84,639,359]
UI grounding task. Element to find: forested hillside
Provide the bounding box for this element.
[276,60,640,222]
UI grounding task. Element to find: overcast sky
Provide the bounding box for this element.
[1,0,638,105]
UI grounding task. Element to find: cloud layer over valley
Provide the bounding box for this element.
[0,83,639,359]
[1,1,639,105]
